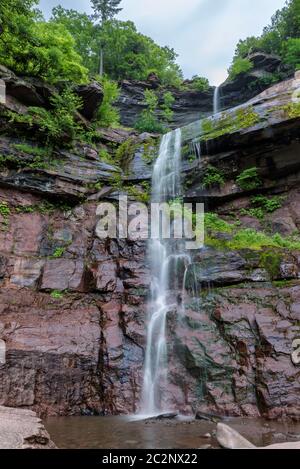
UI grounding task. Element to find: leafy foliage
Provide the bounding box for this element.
[282,38,300,69]
[50,290,64,299]
[91,0,123,23]
[115,138,137,169]
[51,247,66,258]
[161,92,175,122]
[51,8,184,86]
[97,20,183,85]
[251,195,284,213]
[236,168,261,191]
[229,0,300,78]
[188,76,210,92]
[50,6,99,74]
[202,166,225,188]
[0,3,89,84]
[9,89,83,146]
[240,195,284,219]
[135,89,176,132]
[204,212,300,251]
[228,57,253,80]
[135,90,164,133]
[96,76,120,127]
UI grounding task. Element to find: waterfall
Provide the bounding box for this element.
[140,129,184,416]
[213,86,220,114]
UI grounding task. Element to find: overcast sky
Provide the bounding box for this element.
[39,0,286,85]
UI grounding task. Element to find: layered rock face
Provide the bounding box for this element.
[0,67,299,420]
[116,79,214,128]
[0,67,148,417]
[116,53,291,129]
[0,187,148,416]
[164,75,300,420]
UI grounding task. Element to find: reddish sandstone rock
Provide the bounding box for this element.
[41,259,88,292]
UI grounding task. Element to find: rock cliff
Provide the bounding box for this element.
[116,52,292,129]
[0,67,299,419]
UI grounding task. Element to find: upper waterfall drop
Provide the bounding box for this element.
[139,128,183,417]
[213,86,220,114]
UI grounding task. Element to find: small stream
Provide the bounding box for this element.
[45,416,300,449]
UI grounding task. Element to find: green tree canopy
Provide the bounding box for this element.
[50,6,99,74]
[228,0,300,78]
[91,0,123,23]
[50,7,183,86]
[97,20,183,85]
[0,2,89,83]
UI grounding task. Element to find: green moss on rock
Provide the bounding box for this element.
[201,106,260,141]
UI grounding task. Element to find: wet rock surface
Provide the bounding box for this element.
[116,52,290,129]
[0,188,148,417]
[0,67,300,420]
[116,79,214,129]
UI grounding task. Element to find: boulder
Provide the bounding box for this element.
[216,423,300,449]
[0,406,56,449]
[216,423,255,449]
[248,52,282,72]
[74,81,104,120]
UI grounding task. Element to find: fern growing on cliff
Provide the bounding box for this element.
[8,89,83,147]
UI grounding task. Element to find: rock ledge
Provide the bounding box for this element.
[0,406,56,449]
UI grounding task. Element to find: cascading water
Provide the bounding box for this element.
[213,86,220,114]
[140,129,184,416]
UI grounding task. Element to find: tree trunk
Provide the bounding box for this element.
[99,46,104,76]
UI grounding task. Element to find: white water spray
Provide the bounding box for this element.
[140,129,183,416]
[213,86,220,114]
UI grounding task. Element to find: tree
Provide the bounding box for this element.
[135,89,164,133]
[91,0,123,75]
[96,20,183,85]
[283,38,300,69]
[0,0,38,30]
[189,76,210,92]
[49,7,183,86]
[0,19,88,83]
[50,6,98,74]
[228,57,254,80]
[229,0,300,76]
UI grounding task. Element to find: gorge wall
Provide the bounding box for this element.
[0,66,299,420]
[116,52,292,129]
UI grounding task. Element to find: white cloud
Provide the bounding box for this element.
[39,0,286,85]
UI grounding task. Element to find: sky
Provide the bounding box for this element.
[39,0,286,85]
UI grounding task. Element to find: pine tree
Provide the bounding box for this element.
[91,0,123,75]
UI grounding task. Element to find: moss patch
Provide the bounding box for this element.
[204,212,300,251]
[259,251,282,279]
[201,106,260,141]
[282,102,300,119]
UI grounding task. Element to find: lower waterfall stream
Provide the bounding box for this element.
[140,128,191,416]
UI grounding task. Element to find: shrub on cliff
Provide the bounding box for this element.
[229,0,300,78]
[228,57,254,80]
[189,76,210,92]
[135,89,176,133]
[135,90,164,133]
[96,76,120,127]
[9,89,83,147]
